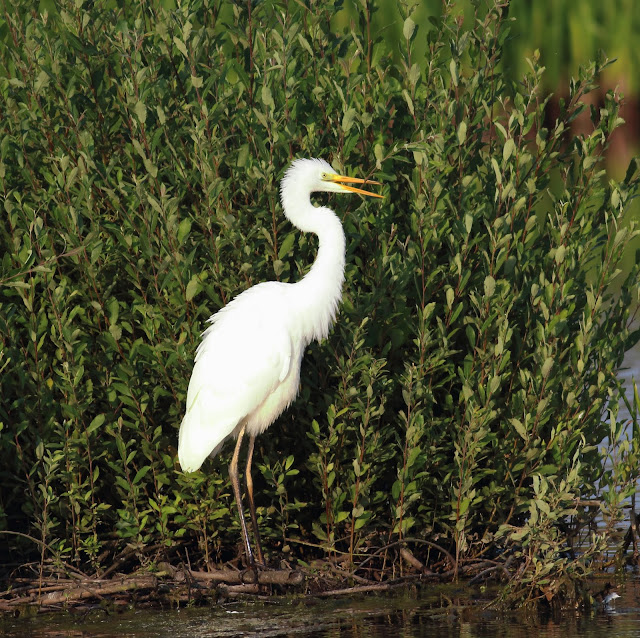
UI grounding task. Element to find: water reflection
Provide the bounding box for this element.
[2,579,640,638]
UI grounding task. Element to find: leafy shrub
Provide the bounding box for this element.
[1,0,639,603]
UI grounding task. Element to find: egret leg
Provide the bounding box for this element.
[229,424,255,566]
[245,434,265,566]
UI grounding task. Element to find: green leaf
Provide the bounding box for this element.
[178,218,191,244]
[503,138,515,163]
[109,323,122,341]
[173,36,188,58]
[87,414,105,435]
[261,85,274,109]
[457,121,467,144]
[278,232,296,260]
[403,17,416,40]
[510,418,528,441]
[491,157,502,185]
[297,34,314,56]
[133,466,151,485]
[484,275,496,298]
[134,100,147,125]
[458,498,470,517]
[186,275,201,301]
[342,108,357,133]
[450,58,458,87]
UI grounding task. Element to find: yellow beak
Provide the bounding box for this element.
[327,173,384,198]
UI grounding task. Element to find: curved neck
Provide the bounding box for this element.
[280,187,346,344]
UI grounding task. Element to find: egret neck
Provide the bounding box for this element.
[280,184,346,347]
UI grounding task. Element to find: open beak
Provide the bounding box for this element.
[327,173,384,198]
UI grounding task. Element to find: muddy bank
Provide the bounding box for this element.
[0,553,622,617]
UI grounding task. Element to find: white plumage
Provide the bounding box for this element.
[177,158,382,565]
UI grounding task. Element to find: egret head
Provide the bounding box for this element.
[282,158,383,199]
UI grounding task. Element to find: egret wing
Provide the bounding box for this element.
[178,290,292,472]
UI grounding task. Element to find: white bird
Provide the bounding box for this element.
[594,583,621,610]
[178,158,382,566]
[603,592,621,607]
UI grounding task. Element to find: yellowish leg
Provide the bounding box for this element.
[245,434,265,566]
[228,424,255,566]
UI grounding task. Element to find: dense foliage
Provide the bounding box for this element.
[1,0,639,603]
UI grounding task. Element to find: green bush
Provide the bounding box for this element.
[1,0,639,603]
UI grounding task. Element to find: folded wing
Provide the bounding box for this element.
[178,285,292,472]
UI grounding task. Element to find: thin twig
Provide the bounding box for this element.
[316,583,392,597]
[355,538,457,574]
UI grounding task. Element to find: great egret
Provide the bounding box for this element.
[178,158,382,566]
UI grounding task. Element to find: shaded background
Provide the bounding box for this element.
[359,0,640,177]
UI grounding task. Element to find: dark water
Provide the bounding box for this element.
[3,580,640,637]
